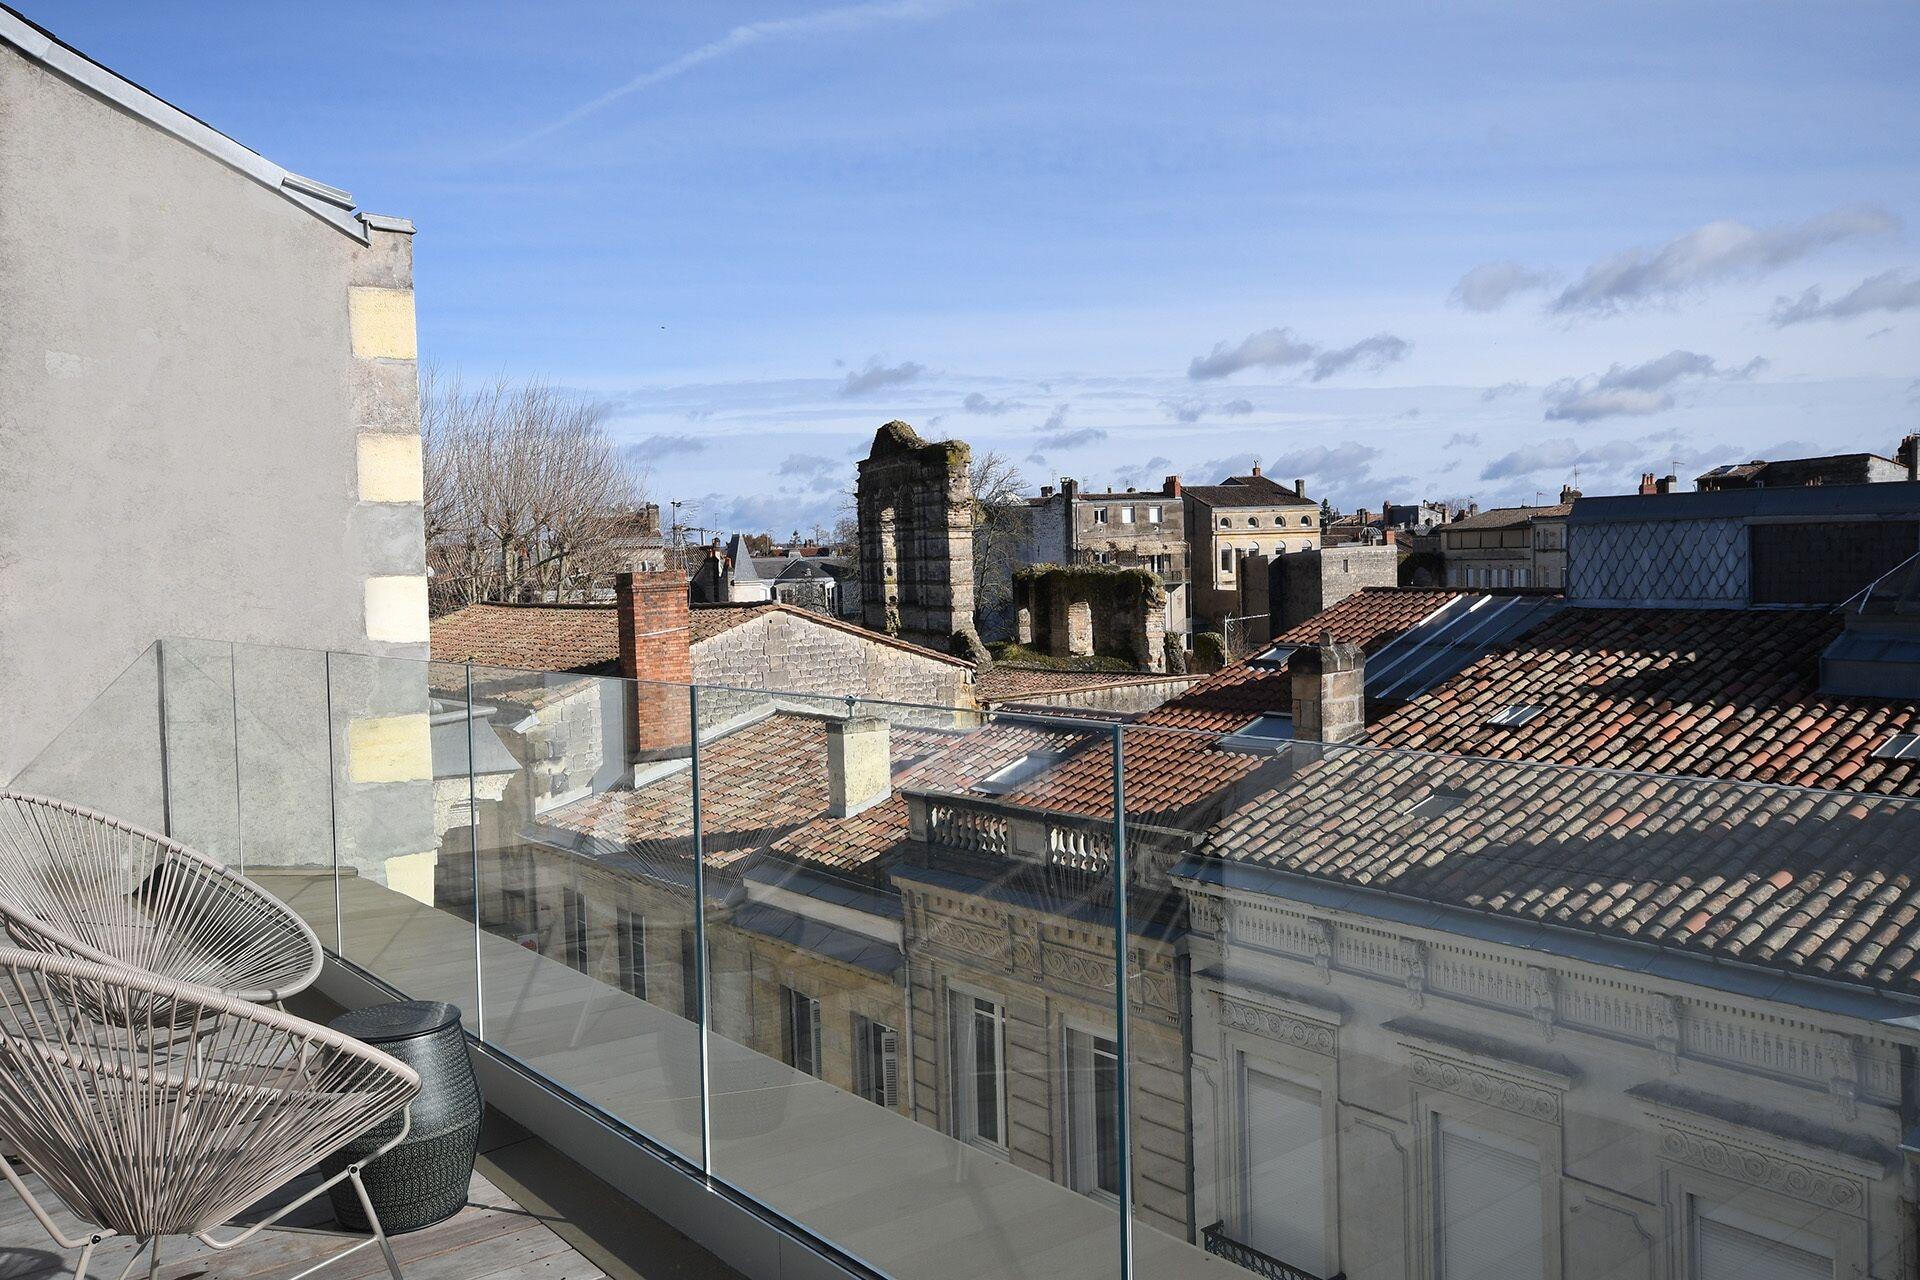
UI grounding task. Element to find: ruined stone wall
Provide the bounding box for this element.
[692,610,975,724]
[1013,566,1169,673]
[855,421,979,652]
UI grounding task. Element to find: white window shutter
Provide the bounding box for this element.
[1695,1204,1832,1280]
[1242,1067,1326,1273]
[1436,1122,1544,1280]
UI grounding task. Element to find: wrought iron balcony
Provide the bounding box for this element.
[1201,1222,1341,1280]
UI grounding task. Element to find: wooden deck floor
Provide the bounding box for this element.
[0,1162,608,1280]
[252,870,1241,1280]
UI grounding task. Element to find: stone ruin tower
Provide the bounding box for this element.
[855,420,985,660]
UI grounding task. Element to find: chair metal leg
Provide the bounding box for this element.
[70,1238,94,1280]
[349,1168,405,1280]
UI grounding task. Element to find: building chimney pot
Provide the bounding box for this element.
[1899,433,1920,482]
[1639,472,1657,495]
[827,715,892,818]
[1165,475,1181,497]
[616,571,693,763]
[1040,485,1054,499]
[1657,474,1676,495]
[1295,478,1307,498]
[1250,464,1262,478]
[1291,634,1366,750]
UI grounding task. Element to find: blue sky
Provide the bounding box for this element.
[42,1,1920,535]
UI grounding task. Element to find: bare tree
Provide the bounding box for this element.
[423,372,647,612]
[968,449,1028,639]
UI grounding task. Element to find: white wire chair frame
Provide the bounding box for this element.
[0,945,423,1279]
[0,792,323,1008]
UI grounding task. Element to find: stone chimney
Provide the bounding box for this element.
[616,571,692,761]
[1291,631,1366,750]
[1250,464,1263,478]
[1040,484,1054,499]
[1559,484,1582,504]
[1899,433,1920,481]
[827,715,892,817]
[1657,474,1676,494]
[1164,474,1182,497]
[1295,478,1307,498]
[1061,477,1080,503]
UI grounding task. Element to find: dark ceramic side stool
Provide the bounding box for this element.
[325,1001,483,1234]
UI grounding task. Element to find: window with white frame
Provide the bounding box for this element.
[1094,507,1110,524]
[781,986,822,1077]
[1120,507,1136,524]
[1066,1028,1122,1199]
[1689,1199,1833,1280]
[1240,1063,1326,1274]
[1434,1119,1544,1280]
[1147,504,1163,523]
[1221,548,1234,574]
[616,909,647,999]
[949,991,1007,1148]
[854,1016,901,1108]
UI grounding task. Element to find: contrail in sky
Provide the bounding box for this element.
[505,0,975,151]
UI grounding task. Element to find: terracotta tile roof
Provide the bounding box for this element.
[688,603,776,643]
[1205,747,1920,996]
[1443,503,1571,532]
[431,600,970,677]
[1184,474,1318,509]
[431,603,620,675]
[974,666,1188,704]
[1366,606,1920,795]
[540,712,962,882]
[1271,588,1469,650]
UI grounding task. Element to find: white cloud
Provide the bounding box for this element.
[1542,350,1766,422]
[1187,327,1316,380]
[1480,381,1528,401]
[778,453,839,477]
[962,392,1019,414]
[1159,397,1254,422]
[1310,334,1412,382]
[1480,437,1642,480]
[626,433,706,460]
[1771,270,1920,326]
[839,356,926,396]
[1450,261,1551,311]
[1550,206,1899,315]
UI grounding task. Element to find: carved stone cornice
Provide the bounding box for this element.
[1406,1048,1562,1123]
[1219,994,1338,1058]
[1652,1118,1870,1218]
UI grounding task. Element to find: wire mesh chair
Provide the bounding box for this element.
[0,792,323,1009]
[0,946,423,1279]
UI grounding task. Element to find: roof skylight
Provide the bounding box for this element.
[1407,788,1470,819]
[1486,704,1545,727]
[1871,733,1920,761]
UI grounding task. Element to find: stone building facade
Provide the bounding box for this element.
[1185,469,1323,632]
[1271,545,1401,633]
[856,421,981,655]
[1017,477,1191,636]
[0,13,433,895]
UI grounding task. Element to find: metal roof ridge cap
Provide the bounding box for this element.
[0,9,370,242]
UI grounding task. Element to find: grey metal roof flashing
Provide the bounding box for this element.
[0,5,391,242]
[1571,482,1920,527]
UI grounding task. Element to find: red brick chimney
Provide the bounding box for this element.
[1250,464,1262,478]
[1164,474,1182,497]
[1639,472,1657,495]
[616,571,692,761]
